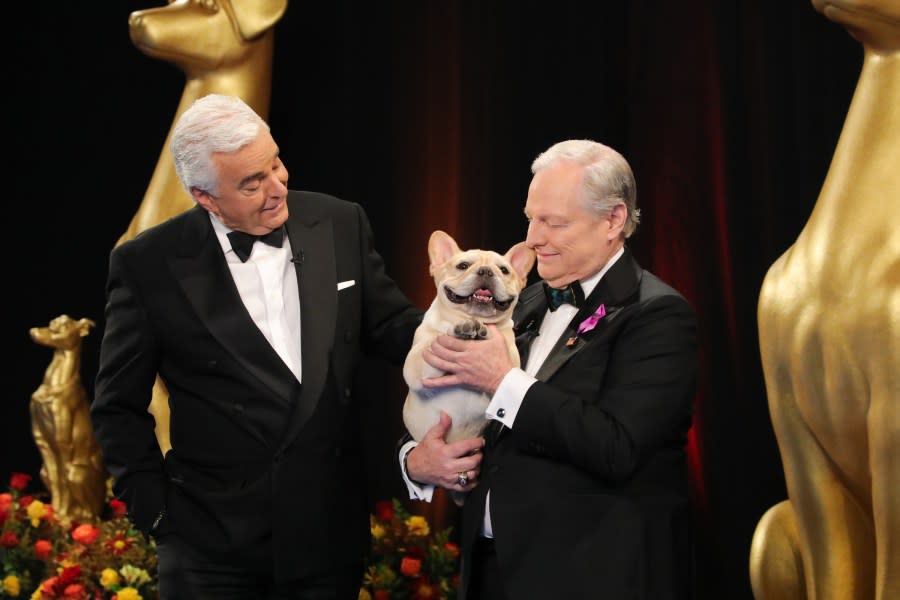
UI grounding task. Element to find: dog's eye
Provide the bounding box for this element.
[456,262,470,270]
[499,266,510,275]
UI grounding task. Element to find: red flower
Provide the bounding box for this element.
[444,542,460,559]
[10,472,31,491]
[71,524,101,545]
[400,556,422,578]
[1,531,20,547]
[109,498,127,518]
[35,538,54,559]
[374,500,393,522]
[374,591,391,600]
[18,495,34,507]
[58,564,82,587]
[104,532,133,555]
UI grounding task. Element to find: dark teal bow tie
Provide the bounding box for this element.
[543,281,584,311]
[226,227,285,262]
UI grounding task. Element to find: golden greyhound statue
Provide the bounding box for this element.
[118,0,288,453]
[30,315,106,526]
[751,1,899,599]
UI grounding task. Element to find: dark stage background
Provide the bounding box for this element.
[4,2,861,598]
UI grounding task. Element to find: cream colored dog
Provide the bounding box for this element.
[403,230,535,446]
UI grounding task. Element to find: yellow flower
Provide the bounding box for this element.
[371,522,386,539]
[30,588,42,600]
[119,565,151,586]
[405,515,430,536]
[357,589,373,600]
[3,575,20,597]
[26,499,48,527]
[100,568,121,590]
[116,587,143,600]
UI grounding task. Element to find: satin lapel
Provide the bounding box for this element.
[513,286,547,368]
[534,248,642,382]
[170,207,298,405]
[276,211,336,452]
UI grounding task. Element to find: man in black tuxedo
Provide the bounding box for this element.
[91,94,422,599]
[402,139,698,599]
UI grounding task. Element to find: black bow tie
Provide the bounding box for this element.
[226,227,285,262]
[543,281,585,311]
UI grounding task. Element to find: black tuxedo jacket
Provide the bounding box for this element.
[91,191,422,581]
[460,248,698,600]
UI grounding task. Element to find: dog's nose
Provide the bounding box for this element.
[477,267,493,278]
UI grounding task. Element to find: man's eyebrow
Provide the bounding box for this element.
[238,172,266,189]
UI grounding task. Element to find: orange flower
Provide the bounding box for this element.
[412,579,438,599]
[71,523,101,545]
[400,556,422,578]
[35,538,54,559]
[62,582,87,598]
[9,472,31,491]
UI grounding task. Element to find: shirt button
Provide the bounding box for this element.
[497,408,506,418]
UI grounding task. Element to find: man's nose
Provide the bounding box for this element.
[525,223,541,248]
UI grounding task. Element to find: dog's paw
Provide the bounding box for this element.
[453,319,488,340]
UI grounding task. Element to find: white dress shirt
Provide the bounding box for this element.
[210,214,303,383]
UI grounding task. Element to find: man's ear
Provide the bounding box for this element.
[607,203,627,238]
[192,188,214,212]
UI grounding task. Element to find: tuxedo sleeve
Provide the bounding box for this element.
[354,202,423,363]
[91,247,166,535]
[513,292,697,481]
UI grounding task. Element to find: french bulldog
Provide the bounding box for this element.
[402,230,535,448]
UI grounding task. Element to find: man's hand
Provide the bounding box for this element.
[407,412,485,491]
[422,324,513,394]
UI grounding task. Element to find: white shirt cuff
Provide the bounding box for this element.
[485,368,536,428]
[399,440,434,502]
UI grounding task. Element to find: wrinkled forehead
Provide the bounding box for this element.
[453,249,507,267]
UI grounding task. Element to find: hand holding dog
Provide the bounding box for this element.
[406,411,485,490]
[422,324,514,395]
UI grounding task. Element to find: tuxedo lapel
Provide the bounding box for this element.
[513,286,547,368]
[170,207,298,406]
[276,207,337,453]
[534,248,642,382]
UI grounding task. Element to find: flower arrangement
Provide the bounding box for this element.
[0,473,158,600]
[360,499,460,600]
[3,471,457,600]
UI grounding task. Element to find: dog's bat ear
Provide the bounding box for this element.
[505,242,536,281]
[428,230,462,273]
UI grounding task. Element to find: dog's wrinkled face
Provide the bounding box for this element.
[428,230,533,324]
[434,250,521,320]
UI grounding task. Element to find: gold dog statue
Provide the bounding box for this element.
[119,0,288,453]
[29,315,107,526]
[751,2,900,599]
